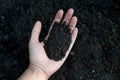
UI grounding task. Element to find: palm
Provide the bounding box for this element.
[29,8,78,77]
[29,42,63,76]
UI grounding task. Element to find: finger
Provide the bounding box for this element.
[45,9,64,40]
[61,28,78,63]
[69,16,77,32]
[63,8,74,25]
[53,9,64,23]
[29,21,42,43]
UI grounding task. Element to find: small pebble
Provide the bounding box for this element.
[1,16,5,20]
[70,51,74,56]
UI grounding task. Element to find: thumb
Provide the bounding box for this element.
[29,21,42,43]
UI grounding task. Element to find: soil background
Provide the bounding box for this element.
[0,0,120,80]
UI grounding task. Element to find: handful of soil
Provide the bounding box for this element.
[44,22,72,61]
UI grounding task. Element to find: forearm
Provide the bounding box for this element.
[18,65,48,80]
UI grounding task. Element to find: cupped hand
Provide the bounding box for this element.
[28,8,78,78]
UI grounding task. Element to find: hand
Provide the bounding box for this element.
[29,8,78,79]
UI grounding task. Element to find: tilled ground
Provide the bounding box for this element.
[0,0,120,80]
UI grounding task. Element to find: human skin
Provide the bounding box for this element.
[18,8,78,80]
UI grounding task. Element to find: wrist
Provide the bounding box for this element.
[29,64,49,80]
[18,64,49,80]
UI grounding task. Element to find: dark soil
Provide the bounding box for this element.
[44,22,71,61]
[0,0,120,80]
